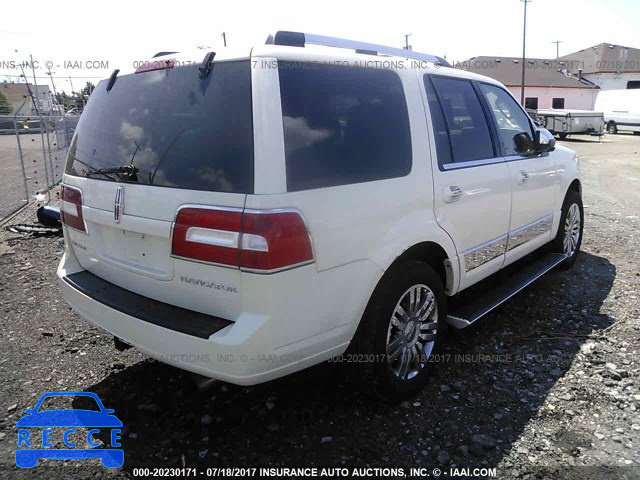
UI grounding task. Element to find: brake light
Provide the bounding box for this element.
[60,185,86,233]
[172,208,243,266]
[171,207,313,272]
[135,59,176,74]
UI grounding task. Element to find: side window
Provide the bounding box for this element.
[429,76,495,164]
[423,76,452,165]
[278,62,412,191]
[480,83,535,156]
[552,97,565,109]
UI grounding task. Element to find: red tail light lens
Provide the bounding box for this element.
[171,207,313,272]
[171,208,243,266]
[60,185,86,233]
[241,211,314,270]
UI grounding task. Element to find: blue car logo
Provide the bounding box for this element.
[15,391,123,468]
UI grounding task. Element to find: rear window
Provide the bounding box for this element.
[65,61,253,193]
[278,62,412,191]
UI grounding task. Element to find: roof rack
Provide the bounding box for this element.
[271,31,451,67]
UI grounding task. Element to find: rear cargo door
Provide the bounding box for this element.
[62,60,253,321]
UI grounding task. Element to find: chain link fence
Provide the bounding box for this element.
[0,114,79,221]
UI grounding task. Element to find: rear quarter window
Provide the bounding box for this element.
[278,62,412,191]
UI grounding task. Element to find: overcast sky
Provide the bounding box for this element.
[1,0,639,93]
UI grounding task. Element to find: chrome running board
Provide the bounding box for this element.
[447,252,568,329]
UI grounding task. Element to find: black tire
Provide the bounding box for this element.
[558,133,568,139]
[607,121,618,134]
[633,131,640,136]
[550,190,583,269]
[348,261,447,402]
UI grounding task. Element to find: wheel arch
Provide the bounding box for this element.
[551,177,582,239]
[392,241,451,290]
[567,178,582,197]
[347,241,453,360]
[372,240,458,300]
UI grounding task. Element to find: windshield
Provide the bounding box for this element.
[65,61,253,193]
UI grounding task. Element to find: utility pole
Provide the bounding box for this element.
[403,33,412,51]
[30,54,40,113]
[18,64,38,114]
[46,68,59,107]
[222,32,227,47]
[552,40,563,59]
[520,0,531,105]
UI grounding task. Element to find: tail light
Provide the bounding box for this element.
[171,207,313,272]
[60,185,86,233]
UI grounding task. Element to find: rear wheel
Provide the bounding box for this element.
[550,190,583,269]
[349,261,446,401]
[634,131,640,136]
[607,121,618,134]
[558,133,568,139]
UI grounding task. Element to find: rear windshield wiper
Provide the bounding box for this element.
[86,165,138,179]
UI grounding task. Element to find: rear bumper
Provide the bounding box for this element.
[62,271,232,339]
[57,249,382,385]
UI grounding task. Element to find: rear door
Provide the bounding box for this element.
[477,83,558,265]
[423,75,511,291]
[61,60,254,320]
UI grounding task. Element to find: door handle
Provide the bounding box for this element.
[443,185,463,203]
[518,171,530,184]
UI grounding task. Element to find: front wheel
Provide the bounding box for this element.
[350,261,446,401]
[550,190,583,269]
[607,121,618,134]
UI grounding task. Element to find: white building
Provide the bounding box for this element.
[456,42,640,111]
[454,56,599,110]
[558,43,640,91]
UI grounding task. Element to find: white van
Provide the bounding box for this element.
[594,89,640,134]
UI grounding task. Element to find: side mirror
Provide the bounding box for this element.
[534,128,556,153]
[23,409,35,414]
[513,132,535,155]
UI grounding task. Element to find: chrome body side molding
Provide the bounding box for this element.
[462,235,508,273]
[462,214,554,273]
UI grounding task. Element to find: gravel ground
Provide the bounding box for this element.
[0,134,638,479]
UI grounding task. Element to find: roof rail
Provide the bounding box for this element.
[272,31,451,67]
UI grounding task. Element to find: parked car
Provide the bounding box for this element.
[594,88,640,135]
[57,31,583,400]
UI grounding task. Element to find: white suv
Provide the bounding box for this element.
[57,31,583,400]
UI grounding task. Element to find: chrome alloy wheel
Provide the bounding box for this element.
[563,203,581,256]
[386,284,438,380]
